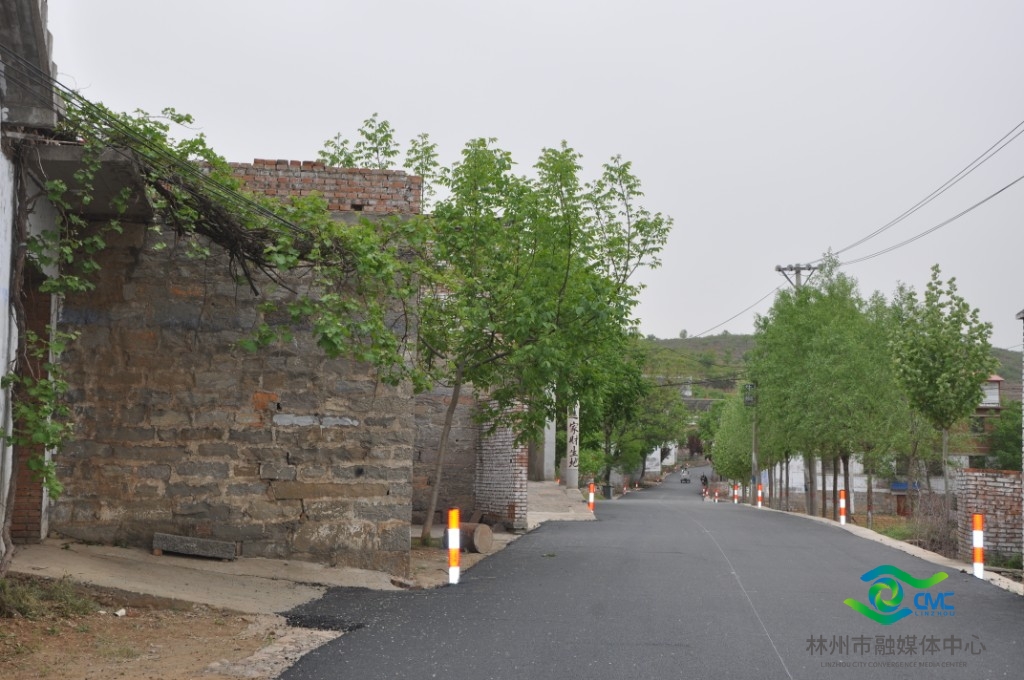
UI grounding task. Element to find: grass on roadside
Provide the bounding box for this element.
[871,516,916,541]
[988,552,1024,570]
[868,510,958,559]
[0,575,98,620]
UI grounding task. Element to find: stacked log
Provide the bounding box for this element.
[442,522,494,554]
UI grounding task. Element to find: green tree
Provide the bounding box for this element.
[416,140,671,542]
[319,115,443,211]
[696,398,725,456]
[750,256,910,518]
[987,400,1023,471]
[590,334,651,484]
[856,293,920,525]
[890,265,998,501]
[618,380,689,480]
[798,263,902,519]
[318,113,399,169]
[749,274,821,514]
[404,132,441,210]
[711,392,754,483]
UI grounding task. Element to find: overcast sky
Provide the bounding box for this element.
[45,1,1024,350]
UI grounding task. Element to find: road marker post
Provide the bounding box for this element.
[447,508,461,585]
[733,484,739,504]
[839,489,847,525]
[714,489,719,503]
[588,482,595,511]
[756,484,763,508]
[972,513,984,579]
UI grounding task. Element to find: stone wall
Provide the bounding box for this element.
[47,160,422,575]
[956,469,1022,563]
[474,407,529,530]
[412,386,478,523]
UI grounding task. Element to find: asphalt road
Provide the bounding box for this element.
[280,467,1023,679]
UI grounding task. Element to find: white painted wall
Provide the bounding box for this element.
[0,144,16,560]
[759,455,951,498]
[644,448,662,473]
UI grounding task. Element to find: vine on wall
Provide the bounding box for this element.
[1,97,434,572]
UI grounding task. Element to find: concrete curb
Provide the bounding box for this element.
[750,504,1024,596]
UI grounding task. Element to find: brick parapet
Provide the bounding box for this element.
[230,159,422,215]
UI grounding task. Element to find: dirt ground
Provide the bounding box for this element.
[1,542,490,680]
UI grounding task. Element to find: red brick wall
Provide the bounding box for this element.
[11,270,51,543]
[956,469,1022,563]
[10,445,45,542]
[230,159,421,215]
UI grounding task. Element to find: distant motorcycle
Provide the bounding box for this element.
[680,470,691,484]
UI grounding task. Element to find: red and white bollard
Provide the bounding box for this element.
[839,489,847,525]
[447,508,461,585]
[972,513,984,579]
[733,484,739,504]
[588,482,595,511]
[756,483,763,508]
[714,489,719,503]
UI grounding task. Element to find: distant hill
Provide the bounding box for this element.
[993,347,1022,402]
[654,333,755,360]
[646,334,753,397]
[652,333,1022,404]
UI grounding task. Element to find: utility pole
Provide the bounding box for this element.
[775,262,818,515]
[774,263,817,290]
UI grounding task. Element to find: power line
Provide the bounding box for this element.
[829,116,1024,259]
[0,43,306,238]
[693,119,1024,338]
[693,287,780,338]
[840,171,1024,266]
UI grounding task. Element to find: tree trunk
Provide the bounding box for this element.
[941,427,950,517]
[443,522,494,554]
[602,428,614,484]
[750,409,759,505]
[908,438,921,514]
[831,457,839,522]
[776,463,782,508]
[420,362,465,546]
[841,453,851,520]
[804,453,817,516]
[0,451,17,576]
[820,458,827,519]
[867,472,874,530]
[784,454,790,511]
